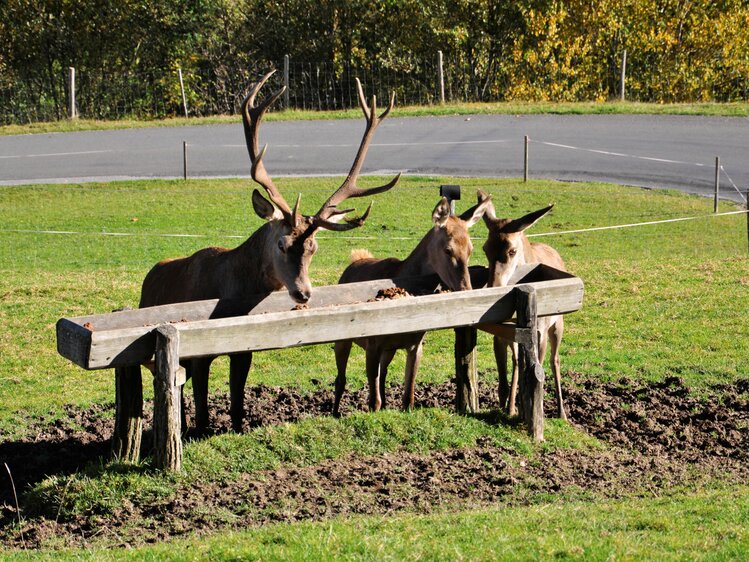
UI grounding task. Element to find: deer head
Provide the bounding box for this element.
[242,71,400,303]
[480,193,554,287]
[427,192,493,292]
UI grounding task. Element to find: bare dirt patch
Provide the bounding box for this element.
[1,373,747,548]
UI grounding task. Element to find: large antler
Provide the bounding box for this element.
[313,78,401,231]
[242,71,298,223]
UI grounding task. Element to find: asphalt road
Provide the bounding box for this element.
[1,114,747,203]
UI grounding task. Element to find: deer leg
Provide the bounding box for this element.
[365,344,383,412]
[178,361,188,432]
[378,348,397,410]
[333,340,353,418]
[549,318,566,420]
[403,335,425,411]
[508,342,520,417]
[229,352,252,433]
[494,336,510,411]
[190,356,213,434]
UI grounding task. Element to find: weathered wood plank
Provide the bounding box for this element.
[175,278,581,359]
[57,268,583,370]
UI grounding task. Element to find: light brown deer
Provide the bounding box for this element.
[332,192,492,416]
[139,71,400,433]
[480,194,568,420]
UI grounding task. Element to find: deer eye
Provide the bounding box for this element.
[508,249,517,257]
[277,239,287,253]
[444,247,452,256]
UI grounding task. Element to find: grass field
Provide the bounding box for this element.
[1,175,748,557]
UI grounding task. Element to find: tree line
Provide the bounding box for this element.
[2,0,748,122]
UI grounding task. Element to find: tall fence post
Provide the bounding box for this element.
[437,50,445,104]
[714,156,720,213]
[183,141,187,180]
[523,135,529,182]
[177,68,188,118]
[283,54,290,109]
[745,189,748,254]
[68,67,77,119]
[620,50,627,102]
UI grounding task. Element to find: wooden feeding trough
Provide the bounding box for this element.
[57,263,583,471]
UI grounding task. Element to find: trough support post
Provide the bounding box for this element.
[454,327,479,414]
[515,286,545,441]
[153,324,183,472]
[112,365,143,463]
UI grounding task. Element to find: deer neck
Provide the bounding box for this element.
[228,221,285,297]
[398,227,441,278]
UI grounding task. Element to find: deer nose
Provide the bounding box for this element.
[291,289,310,303]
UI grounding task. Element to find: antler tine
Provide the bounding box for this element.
[313,202,375,232]
[315,78,400,220]
[241,70,292,217]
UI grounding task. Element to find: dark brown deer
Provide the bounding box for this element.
[332,192,492,416]
[139,71,400,432]
[480,194,568,419]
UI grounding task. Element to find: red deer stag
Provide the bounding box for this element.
[140,71,400,433]
[332,192,492,416]
[479,194,568,420]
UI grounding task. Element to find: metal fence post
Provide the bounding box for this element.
[284,54,290,108]
[524,135,529,182]
[178,68,188,118]
[714,156,720,213]
[437,50,445,104]
[68,67,77,119]
[620,50,627,102]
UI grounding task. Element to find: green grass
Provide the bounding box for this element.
[1,177,746,433]
[27,408,547,519]
[1,175,747,557]
[10,485,749,560]
[4,99,749,136]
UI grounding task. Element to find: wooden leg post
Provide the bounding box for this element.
[112,365,143,462]
[515,286,545,441]
[154,324,184,472]
[455,327,479,414]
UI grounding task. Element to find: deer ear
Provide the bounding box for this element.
[252,189,284,221]
[460,191,493,229]
[508,204,554,233]
[432,197,451,227]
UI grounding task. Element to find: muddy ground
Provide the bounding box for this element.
[1,373,748,549]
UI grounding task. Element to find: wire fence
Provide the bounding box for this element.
[3,52,749,125]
